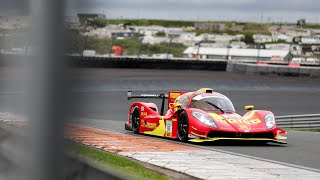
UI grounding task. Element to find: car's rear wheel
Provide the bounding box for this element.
[131,106,140,134]
[178,111,189,142]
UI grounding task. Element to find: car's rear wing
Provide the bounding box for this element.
[127,91,168,100]
[127,91,185,116]
[128,91,168,116]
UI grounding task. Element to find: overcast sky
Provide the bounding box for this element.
[66,0,320,23]
[2,0,320,23]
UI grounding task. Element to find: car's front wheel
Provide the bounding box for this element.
[131,106,140,134]
[178,110,189,142]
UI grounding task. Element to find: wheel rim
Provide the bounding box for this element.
[178,113,188,139]
[132,109,140,129]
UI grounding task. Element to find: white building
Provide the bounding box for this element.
[183,47,290,61]
[142,31,202,46]
[230,41,247,48]
[271,31,293,42]
[130,25,166,36]
[202,33,244,42]
[265,43,291,50]
[142,35,169,45]
[83,26,133,39]
[152,53,173,58]
[264,43,303,56]
[175,32,201,46]
[178,32,197,40]
[286,29,311,37]
[300,36,320,44]
[253,34,273,43]
[200,42,228,48]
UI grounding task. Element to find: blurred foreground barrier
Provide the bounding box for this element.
[65,152,128,180]
[0,121,28,179]
[0,121,127,180]
[276,114,320,130]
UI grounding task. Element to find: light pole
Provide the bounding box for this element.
[196,40,203,60]
[137,37,143,58]
[109,37,115,58]
[166,39,173,59]
[80,19,92,56]
[226,42,231,61]
[80,35,88,57]
[257,43,261,62]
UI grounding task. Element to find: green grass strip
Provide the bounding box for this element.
[66,140,170,180]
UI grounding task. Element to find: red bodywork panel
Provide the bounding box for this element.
[128,101,180,139]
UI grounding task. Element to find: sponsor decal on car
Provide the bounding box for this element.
[209,113,262,125]
[169,92,182,99]
[144,116,166,136]
[145,122,157,129]
[165,120,172,137]
[215,118,262,125]
[141,112,148,117]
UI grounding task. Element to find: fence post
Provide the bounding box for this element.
[166,39,173,59]
[137,37,143,58]
[109,37,115,58]
[25,0,67,180]
[196,41,203,60]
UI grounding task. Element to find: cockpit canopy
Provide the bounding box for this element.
[191,94,235,112]
[175,92,236,113]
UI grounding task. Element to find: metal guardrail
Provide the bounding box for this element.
[276,114,320,129]
[67,54,228,62]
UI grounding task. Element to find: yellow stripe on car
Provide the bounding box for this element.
[144,116,166,136]
[189,137,287,144]
[244,110,256,120]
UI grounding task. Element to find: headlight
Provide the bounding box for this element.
[264,114,275,129]
[192,111,217,128]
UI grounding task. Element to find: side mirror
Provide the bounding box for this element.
[245,105,254,111]
[169,103,182,113]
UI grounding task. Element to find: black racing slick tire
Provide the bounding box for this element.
[178,110,189,142]
[131,106,140,134]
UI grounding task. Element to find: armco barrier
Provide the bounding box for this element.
[0,54,227,70]
[69,55,227,70]
[227,61,320,78]
[2,54,320,76]
[276,114,320,129]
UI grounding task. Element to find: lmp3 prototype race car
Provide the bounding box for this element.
[125,88,287,144]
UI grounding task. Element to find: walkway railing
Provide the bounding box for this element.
[276,114,320,129]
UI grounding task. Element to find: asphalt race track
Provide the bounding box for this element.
[70,68,320,119]
[1,67,320,170]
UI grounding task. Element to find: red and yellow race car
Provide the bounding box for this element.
[125,88,287,144]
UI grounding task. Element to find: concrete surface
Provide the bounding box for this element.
[65,124,320,180]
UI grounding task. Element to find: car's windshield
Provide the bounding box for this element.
[190,94,235,112]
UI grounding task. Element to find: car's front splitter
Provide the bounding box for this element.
[189,137,287,144]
